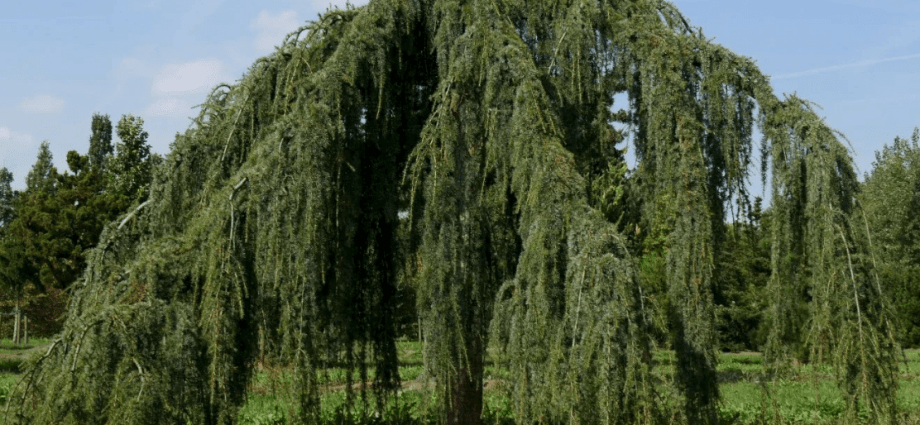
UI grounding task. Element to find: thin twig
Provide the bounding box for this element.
[220,90,253,164]
[546,30,568,74]
[229,178,249,250]
[132,357,146,400]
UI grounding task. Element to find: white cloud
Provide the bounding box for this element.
[145,98,190,118]
[151,59,228,96]
[0,126,37,148]
[18,95,65,113]
[251,10,301,53]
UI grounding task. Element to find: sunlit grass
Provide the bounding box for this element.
[1,339,917,423]
[239,347,920,424]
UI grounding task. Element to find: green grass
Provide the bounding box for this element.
[0,339,51,415]
[0,338,53,355]
[239,346,920,424]
[0,338,916,424]
[717,349,920,424]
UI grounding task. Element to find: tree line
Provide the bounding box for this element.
[0,114,158,328]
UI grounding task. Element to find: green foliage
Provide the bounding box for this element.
[0,144,60,296]
[0,127,137,296]
[0,168,14,229]
[89,113,115,170]
[24,142,57,194]
[6,0,900,424]
[714,206,771,352]
[112,115,153,203]
[760,97,900,424]
[860,128,920,347]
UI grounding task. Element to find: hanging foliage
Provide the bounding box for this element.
[6,0,898,424]
[761,97,900,423]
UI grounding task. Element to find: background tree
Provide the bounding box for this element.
[24,141,57,194]
[88,113,114,169]
[0,167,25,314]
[112,114,152,204]
[0,118,136,317]
[713,198,771,352]
[14,142,61,290]
[0,143,59,335]
[860,128,920,347]
[0,168,14,229]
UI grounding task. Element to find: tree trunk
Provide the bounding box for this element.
[446,334,483,425]
[13,313,19,346]
[13,300,20,346]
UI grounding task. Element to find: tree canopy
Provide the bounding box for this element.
[6,0,899,424]
[89,113,115,170]
[0,168,14,229]
[0,115,153,301]
[860,128,920,347]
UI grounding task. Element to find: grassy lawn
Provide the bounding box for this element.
[0,339,917,424]
[717,349,920,424]
[240,344,920,424]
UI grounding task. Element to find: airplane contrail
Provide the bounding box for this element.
[773,52,920,80]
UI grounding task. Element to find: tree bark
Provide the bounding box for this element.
[13,300,20,346]
[446,334,483,425]
[13,313,19,345]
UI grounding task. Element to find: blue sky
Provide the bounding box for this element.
[1,0,918,193]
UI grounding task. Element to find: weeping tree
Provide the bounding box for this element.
[759,97,901,424]
[6,0,898,424]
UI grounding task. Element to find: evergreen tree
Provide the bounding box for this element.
[713,198,771,352]
[3,145,68,291]
[861,128,920,346]
[761,101,899,424]
[0,168,25,317]
[88,113,114,169]
[112,114,152,203]
[25,141,57,194]
[0,145,60,325]
[0,168,14,229]
[8,1,898,424]
[0,124,131,298]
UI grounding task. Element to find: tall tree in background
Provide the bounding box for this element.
[0,144,59,324]
[2,143,74,292]
[112,114,152,203]
[7,0,898,424]
[88,113,114,169]
[861,128,920,347]
[0,168,14,229]
[0,117,139,297]
[24,142,57,194]
[0,167,24,314]
[713,197,771,352]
